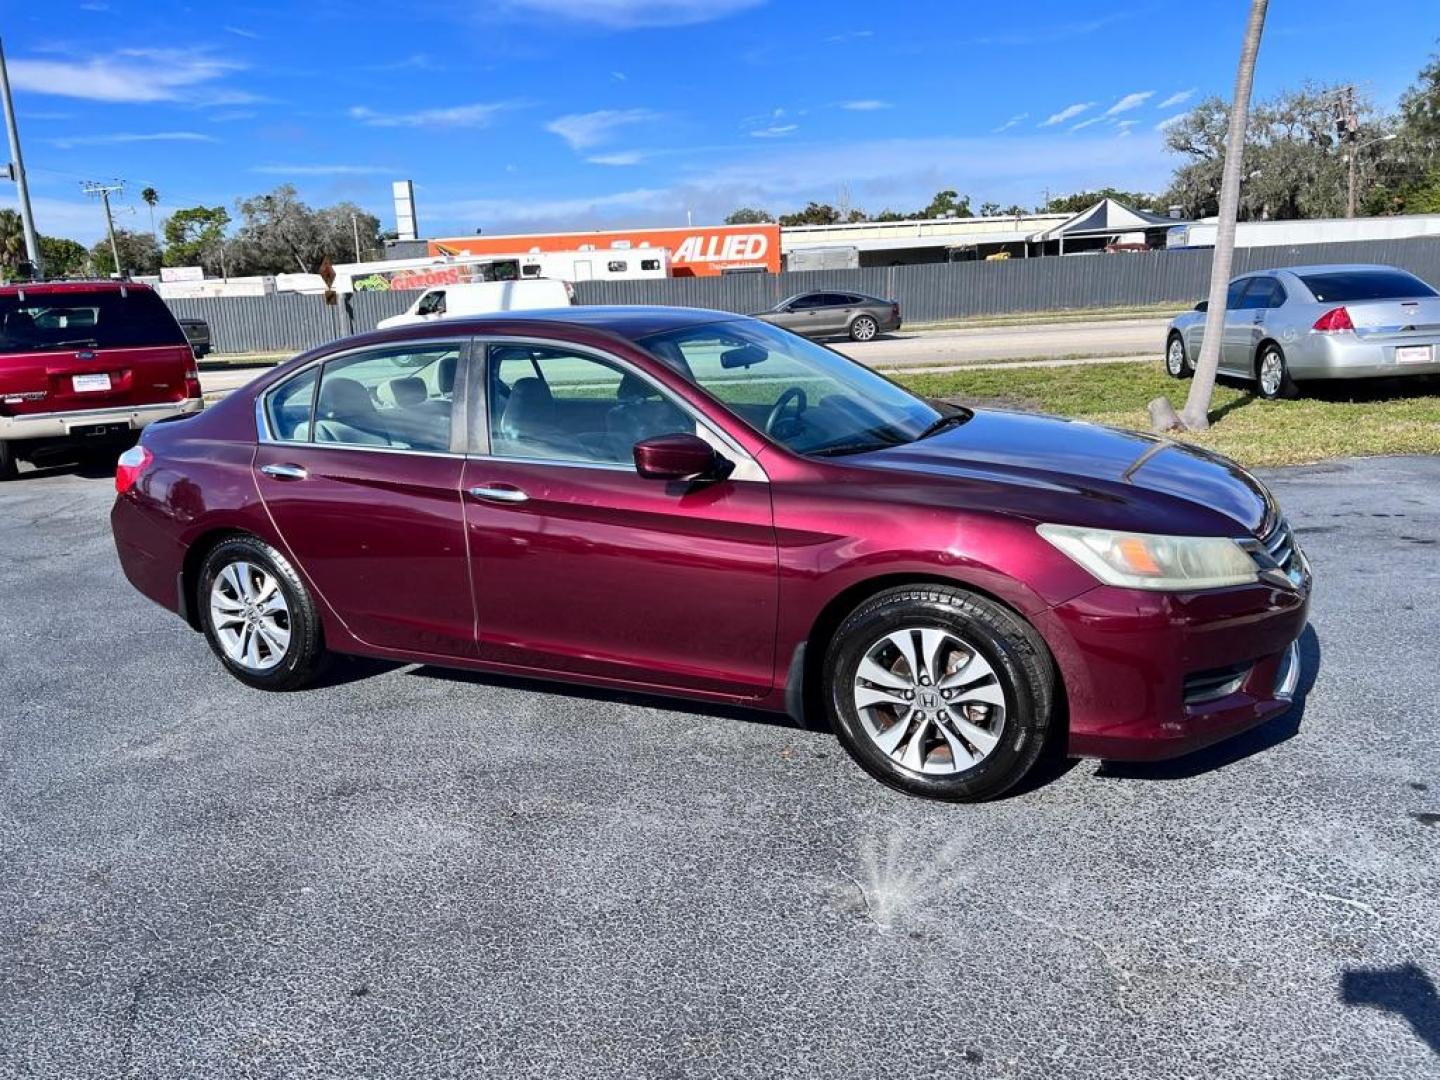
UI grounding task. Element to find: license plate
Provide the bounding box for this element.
[72,422,129,439]
[72,373,113,393]
[1395,345,1432,365]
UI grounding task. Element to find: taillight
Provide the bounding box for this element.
[184,367,202,399]
[1313,306,1354,332]
[116,444,153,494]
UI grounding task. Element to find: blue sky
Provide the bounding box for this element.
[3,0,1438,245]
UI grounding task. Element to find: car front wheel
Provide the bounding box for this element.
[823,585,1057,801]
[849,314,879,342]
[199,535,327,691]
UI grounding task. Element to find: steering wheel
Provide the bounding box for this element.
[765,386,808,437]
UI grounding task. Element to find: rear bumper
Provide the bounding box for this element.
[0,397,203,442]
[1034,568,1311,762]
[1292,334,1440,379]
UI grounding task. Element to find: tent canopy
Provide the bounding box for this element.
[1034,198,1183,241]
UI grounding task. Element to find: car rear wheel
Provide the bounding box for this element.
[1165,334,1192,379]
[0,440,17,481]
[199,536,327,691]
[849,314,879,342]
[1256,344,1297,400]
[823,585,1057,801]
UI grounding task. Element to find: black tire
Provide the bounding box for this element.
[849,314,879,342]
[1165,333,1192,379]
[198,535,327,691]
[823,585,1057,801]
[0,440,17,482]
[1256,343,1298,400]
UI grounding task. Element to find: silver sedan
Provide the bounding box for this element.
[1165,263,1440,398]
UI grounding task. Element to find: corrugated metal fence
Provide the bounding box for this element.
[166,237,1440,354]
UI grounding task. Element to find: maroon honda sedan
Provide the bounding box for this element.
[112,307,1310,800]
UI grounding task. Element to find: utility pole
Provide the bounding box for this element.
[350,212,362,262]
[0,36,42,275]
[83,181,125,276]
[1334,85,1360,218]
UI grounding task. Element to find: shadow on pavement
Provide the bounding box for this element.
[1341,963,1440,1057]
[1093,623,1321,782]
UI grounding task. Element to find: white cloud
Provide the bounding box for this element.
[499,0,763,27]
[224,26,260,39]
[839,100,892,111]
[824,29,874,43]
[1156,113,1188,131]
[0,193,108,244]
[433,187,673,224]
[587,151,646,166]
[251,164,396,176]
[349,102,515,128]
[545,108,659,150]
[1156,88,1196,109]
[1040,102,1094,127]
[7,49,244,104]
[1105,91,1154,116]
[47,131,219,150]
[750,124,797,138]
[993,112,1028,133]
[1070,116,1106,132]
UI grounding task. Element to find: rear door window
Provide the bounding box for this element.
[1298,270,1438,302]
[0,289,187,352]
[1238,277,1282,310]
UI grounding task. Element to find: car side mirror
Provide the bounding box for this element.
[633,433,725,481]
[1194,300,1209,313]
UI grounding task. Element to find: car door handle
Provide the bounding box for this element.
[468,484,529,504]
[260,463,308,480]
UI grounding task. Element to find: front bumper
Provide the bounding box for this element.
[0,397,203,442]
[1035,570,1311,762]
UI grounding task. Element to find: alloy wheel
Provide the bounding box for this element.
[1166,338,1186,376]
[209,560,292,671]
[851,316,878,341]
[851,626,1007,775]
[1259,351,1284,397]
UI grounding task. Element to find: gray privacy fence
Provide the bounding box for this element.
[166,236,1440,354]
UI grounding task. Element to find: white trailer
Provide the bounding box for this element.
[1167,214,1440,249]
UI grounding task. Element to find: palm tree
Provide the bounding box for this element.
[1150,0,1269,432]
[141,187,160,241]
[0,209,26,280]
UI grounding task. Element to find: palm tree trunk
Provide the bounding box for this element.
[1176,0,1269,431]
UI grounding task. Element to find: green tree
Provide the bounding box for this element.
[0,209,26,279]
[39,235,89,277]
[1368,45,1440,213]
[1163,84,1388,220]
[917,189,972,218]
[90,228,162,276]
[226,185,381,275]
[140,187,160,239]
[163,205,231,272]
[777,201,842,226]
[724,207,774,225]
[1043,188,1163,214]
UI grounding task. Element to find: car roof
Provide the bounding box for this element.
[0,279,157,297]
[380,305,746,343]
[1264,264,1413,277]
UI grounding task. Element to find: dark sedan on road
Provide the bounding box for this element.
[112,306,1309,800]
[753,290,901,341]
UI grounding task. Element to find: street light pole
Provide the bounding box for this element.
[0,36,42,275]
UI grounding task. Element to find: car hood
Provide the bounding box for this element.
[845,409,1273,536]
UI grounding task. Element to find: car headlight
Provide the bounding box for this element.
[1037,524,1259,591]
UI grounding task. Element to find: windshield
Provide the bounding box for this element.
[0,289,188,352]
[637,317,947,456]
[1299,270,1438,303]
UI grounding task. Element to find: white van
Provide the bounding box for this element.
[375,279,573,329]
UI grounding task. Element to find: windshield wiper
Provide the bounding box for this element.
[914,409,973,442]
[808,441,890,458]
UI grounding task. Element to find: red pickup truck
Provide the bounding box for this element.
[1,281,203,479]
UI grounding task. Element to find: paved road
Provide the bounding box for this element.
[836,316,1169,368]
[2,457,1437,1079]
[197,316,1173,398]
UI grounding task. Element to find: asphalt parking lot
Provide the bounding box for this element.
[2,455,1437,1079]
